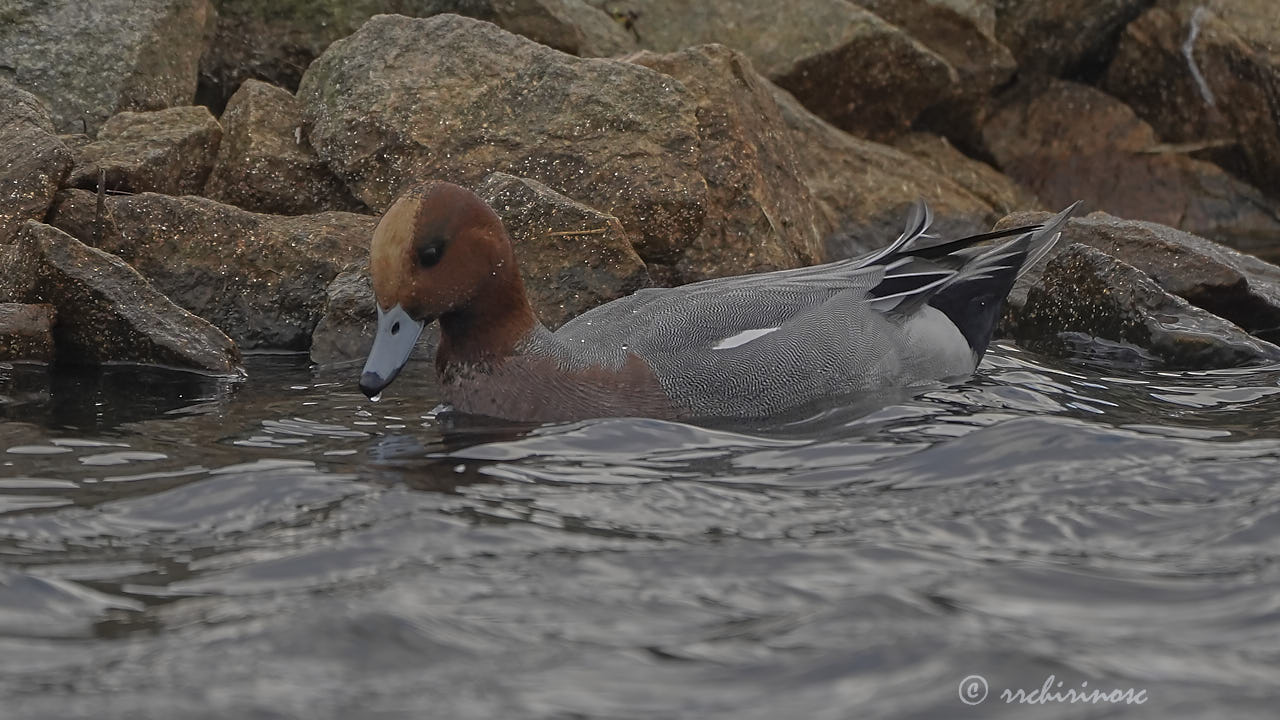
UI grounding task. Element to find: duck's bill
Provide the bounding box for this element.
[359,304,425,399]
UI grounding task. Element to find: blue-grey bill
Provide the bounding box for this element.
[359,304,425,399]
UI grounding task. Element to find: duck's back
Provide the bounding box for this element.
[550,266,958,418]
[535,201,1076,419]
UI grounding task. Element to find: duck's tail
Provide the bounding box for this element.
[865,202,1080,362]
[928,203,1079,360]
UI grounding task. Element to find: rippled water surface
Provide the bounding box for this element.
[3,344,1280,719]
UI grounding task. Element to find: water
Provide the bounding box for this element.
[2,344,1279,719]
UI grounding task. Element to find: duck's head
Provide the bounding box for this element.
[358,181,533,399]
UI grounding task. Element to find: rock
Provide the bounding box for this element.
[599,0,957,138]
[993,0,1148,77]
[46,191,373,350]
[767,83,1002,258]
[1061,213,1280,347]
[0,0,214,134]
[1012,243,1280,369]
[309,270,439,366]
[1004,209,1280,347]
[626,45,825,279]
[980,79,1280,259]
[478,172,652,327]
[309,270,375,366]
[1103,2,1280,198]
[198,1,633,111]
[489,0,636,56]
[299,14,704,268]
[892,132,1038,215]
[0,303,56,363]
[1,222,241,373]
[0,80,74,245]
[204,80,365,216]
[852,0,1016,99]
[66,106,222,196]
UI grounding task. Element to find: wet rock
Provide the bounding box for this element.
[892,132,1038,216]
[994,0,1148,77]
[852,0,1016,101]
[1012,243,1280,370]
[627,45,825,278]
[478,172,651,327]
[1103,2,1280,198]
[298,14,706,267]
[0,0,214,134]
[309,270,375,366]
[0,80,74,245]
[310,270,439,367]
[204,80,365,216]
[47,191,373,351]
[66,106,222,196]
[199,1,633,111]
[0,303,56,363]
[767,84,1001,258]
[600,0,956,138]
[1005,209,1280,347]
[2,222,241,373]
[980,80,1280,259]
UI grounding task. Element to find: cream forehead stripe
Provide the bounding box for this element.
[370,195,424,304]
[372,195,422,254]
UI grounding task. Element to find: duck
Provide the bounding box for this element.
[358,181,1078,422]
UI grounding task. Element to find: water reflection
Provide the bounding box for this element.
[0,361,240,431]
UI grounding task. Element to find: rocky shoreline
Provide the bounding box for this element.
[2,0,1279,373]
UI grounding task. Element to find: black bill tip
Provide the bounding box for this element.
[359,371,388,400]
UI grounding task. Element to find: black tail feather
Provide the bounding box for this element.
[926,203,1080,359]
[926,249,1028,360]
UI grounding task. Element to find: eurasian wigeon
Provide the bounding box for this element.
[359,181,1078,421]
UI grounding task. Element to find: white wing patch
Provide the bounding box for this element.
[711,327,781,350]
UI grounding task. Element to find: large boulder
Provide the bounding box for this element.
[0,222,241,373]
[1103,2,1280,198]
[0,0,214,134]
[198,0,633,111]
[1012,243,1280,369]
[767,83,1003,258]
[203,80,365,215]
[980,80,1280,260]
[298,13,704,268]
[0,303,56,363]
[0,80,73,245]
[299,15,831,283]
[596,0,957,138]
[46,191,374,350]
[66,106,222,196]
[626,45,825,278]
[993,0,1148,77]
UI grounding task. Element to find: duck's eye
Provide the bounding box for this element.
[416,242,444,268]
[391,321,401,335]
